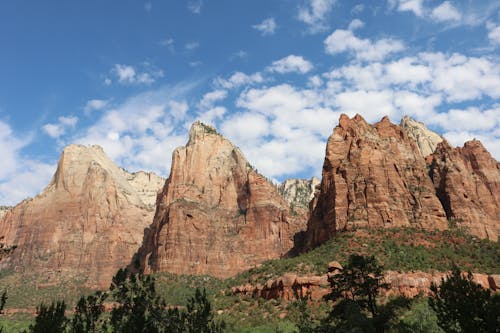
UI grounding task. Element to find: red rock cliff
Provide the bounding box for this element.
[305,114,448,248]
[429,140,500,240]
[0,145,164,288]
[135,122,302,278]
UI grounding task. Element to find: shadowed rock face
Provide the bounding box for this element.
[135,122,303,278]
[305,114,448,249]
[0,145,164,288]
[429,140,500,240]
[400,116,443,157]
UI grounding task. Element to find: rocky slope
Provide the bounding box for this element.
[305,114,448,249]
[232,270,497,301]
[0,145,164,288]
[279,177,320,211]
[0,207,10,221]
[400,116,443,157]
[134,122,303,278]
[429,140,500,240]
[279,177,320,223]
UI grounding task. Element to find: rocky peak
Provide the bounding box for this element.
[400,116,443,157]
[134,121,304,278]
[279,177,320,211]
[0,144,163,288]
[305,114,447,249]
[429,139,500,240]
[126,171,165,208]
[187,121,221,146]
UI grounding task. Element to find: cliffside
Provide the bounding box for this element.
[305,114,448,249]
[0,144,164,288]
[429,140,500,240]
[400,116,443,157]
[134,122,304,278]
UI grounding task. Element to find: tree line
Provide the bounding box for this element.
[1,255,498,332]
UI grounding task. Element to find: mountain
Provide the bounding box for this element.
[134,122,304,278]
[400,116,443,157]
[429,140,500,240]
[279,177,320,213]
[0,144,164,288]
[305,114,448,249]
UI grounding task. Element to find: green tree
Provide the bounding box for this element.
[29,301,67,333]
[109,269,175,333]
[0,290,7,333]
[322,254,410,333]
[429,265,500,333]
[70,291,108,333]
[183,288,225,333]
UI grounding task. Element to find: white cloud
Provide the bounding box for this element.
[42,116,79,139]
[144,2,152,12]
[187,0,203,14]
[487,22,500,45]
[0,120,54,205]
[388,0,424,16]
[59,116,78,127]
[84,99,109,115]
[214,71,264,90]
[324,29,404,61]
[113,64,164,85]
[268,55,313,74]
[298,0,336,33]
[348,18,364,30]
[42,124,65,139]
[253,18,277,36]
[420,52,500,102]
[351,4,365,14]
[430,1,461,22]
[74,83,198,175]
[198,106,227,126]
[198,90,228,110]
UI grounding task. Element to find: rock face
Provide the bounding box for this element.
[400,116,443,157]
[305,114,448,248]
[0,145,164,288]
[429,140,500,240]
[279,177,320,211]
[135,122,301,278]
[232,270,495,301]
[0,207,10,220]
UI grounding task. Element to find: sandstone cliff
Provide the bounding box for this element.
[429,140,500,240]
[279,177,320,211]
[400,116,443,157]
[305,114,448,248]
[0,207,10,221]
[0,145,164,288]
[135,122,302,278]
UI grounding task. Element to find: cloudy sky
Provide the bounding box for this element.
[0,0,499,205]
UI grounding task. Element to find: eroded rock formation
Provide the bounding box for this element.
[305,114,448,248]
[0,145,164,288]
[429,140,500,240]
[232,270,495,301]
[135,122,302,278]
[400,116,443,157]
[279,177,320,222]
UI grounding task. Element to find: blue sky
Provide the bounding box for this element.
[0,0,499,205]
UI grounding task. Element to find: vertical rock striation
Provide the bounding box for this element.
[135,122,302,278]
[0,145,164,288]
[305,114,448,248]
[400,116,443,157]
[429,140,500,240]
